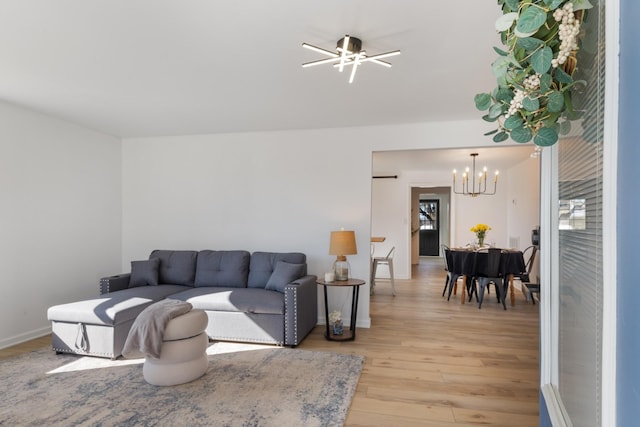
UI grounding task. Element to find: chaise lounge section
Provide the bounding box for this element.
[47,250,317,359]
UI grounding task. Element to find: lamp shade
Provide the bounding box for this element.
[329,230,358,256]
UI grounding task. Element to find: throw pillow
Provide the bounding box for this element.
[265,261,305,293]
[129,258,160,288]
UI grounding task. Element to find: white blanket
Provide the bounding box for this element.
[122,299,193,359]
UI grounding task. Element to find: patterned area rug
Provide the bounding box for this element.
[0,342,364,427]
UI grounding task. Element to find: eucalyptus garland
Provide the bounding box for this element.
[475,0,592,146]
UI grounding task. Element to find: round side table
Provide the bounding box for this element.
[316,278,365,341]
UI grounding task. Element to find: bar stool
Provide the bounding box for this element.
[371,246,396,296]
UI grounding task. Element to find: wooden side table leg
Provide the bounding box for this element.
[510,274,515,306]
[461,275,467,304]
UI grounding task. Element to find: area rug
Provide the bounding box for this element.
[0,342,364,427]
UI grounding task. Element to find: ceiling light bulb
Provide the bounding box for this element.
[339,35,351,73]
[301,35,400,83]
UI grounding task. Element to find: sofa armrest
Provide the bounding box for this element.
[99,274,131,295]
[283,275,318,346]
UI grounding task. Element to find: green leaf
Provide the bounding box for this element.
[564,91,577,118]
[543,112,561,128]
[484,129,499,136]
[516,6,548,34]
[534,127,559,146]
[573,0,594,11]
[493,132,510,143]
[561,79,588,92]
[547,91,564,112]
[496,12,518,32]
[505,0,520,12]
[507,52,522,68]
[482,114,499,123]
[532,46,553,74]
[546,0,564,10]
[495,88,513,103]
[493,46,508,57]
[510,126,533,143]
[474,93,492,111]
[514,28,538,38]
[504,115,524,130]
[554,67,573,84]
[539,73,552,92]
[488,103,504,119]
[492,57,511,80]
[523,96,540,112]
[559,120,572,135]
[517,37,545,52]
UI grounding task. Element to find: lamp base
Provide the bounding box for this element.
[333,257,350,281]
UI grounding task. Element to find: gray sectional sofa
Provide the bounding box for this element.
[47,250,318,359]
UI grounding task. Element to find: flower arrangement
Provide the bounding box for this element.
[474,0,592,147]
[470,224,492,246]
[328,310,342,325]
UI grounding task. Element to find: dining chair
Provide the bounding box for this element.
[514,245,538,303]
[371,246,396,296]
[474,248,507,310]
[441,245,462,301]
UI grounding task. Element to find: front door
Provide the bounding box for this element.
[419,199,439,256]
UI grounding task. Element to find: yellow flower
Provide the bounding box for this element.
[470,224,492,234]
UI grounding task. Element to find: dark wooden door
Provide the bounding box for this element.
[419,199,439,256]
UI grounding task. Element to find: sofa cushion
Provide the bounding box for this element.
[47,285,192,326]
[265,261,306,293]
[150,250,198,286]
[129,258,160,287]
[248,252,307,288]
[194,250,250,288]
[170,287,284,315]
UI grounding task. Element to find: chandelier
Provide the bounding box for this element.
[452,153,499,197]
[301,35,400,84]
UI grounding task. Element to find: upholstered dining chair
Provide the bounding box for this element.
[371,246,396,296]
[474,248,507,310]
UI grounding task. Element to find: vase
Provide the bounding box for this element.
[332,320,344,335]
[478,236,484,247]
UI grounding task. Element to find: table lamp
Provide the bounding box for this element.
[329,229,358,281]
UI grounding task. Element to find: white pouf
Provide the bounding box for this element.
[143,309,209,386]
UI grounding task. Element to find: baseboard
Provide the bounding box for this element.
[0,326,51,350]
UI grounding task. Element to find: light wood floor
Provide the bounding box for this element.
[300,257,540,427]
[0,257,539,426]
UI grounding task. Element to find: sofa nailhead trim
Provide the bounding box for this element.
[52,346,115,358]
[283,285,298,346]
[208,335,282,346]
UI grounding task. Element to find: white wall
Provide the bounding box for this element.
[122,120,497,327]
[0,101,122,348]
[506,156,540,250]
[506,155,541,280]
[452,179,509,247]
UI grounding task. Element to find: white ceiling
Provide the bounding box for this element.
[0,0,504,138]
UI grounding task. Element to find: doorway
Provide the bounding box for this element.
[419,199,439,256]
[410,186,451,266]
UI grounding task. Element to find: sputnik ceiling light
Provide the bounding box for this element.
[452,153,499,197]
[301,35,400,83]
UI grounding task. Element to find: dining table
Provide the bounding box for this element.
[448,247,526,306]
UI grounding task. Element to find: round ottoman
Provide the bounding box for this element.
[143,309,209,386]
